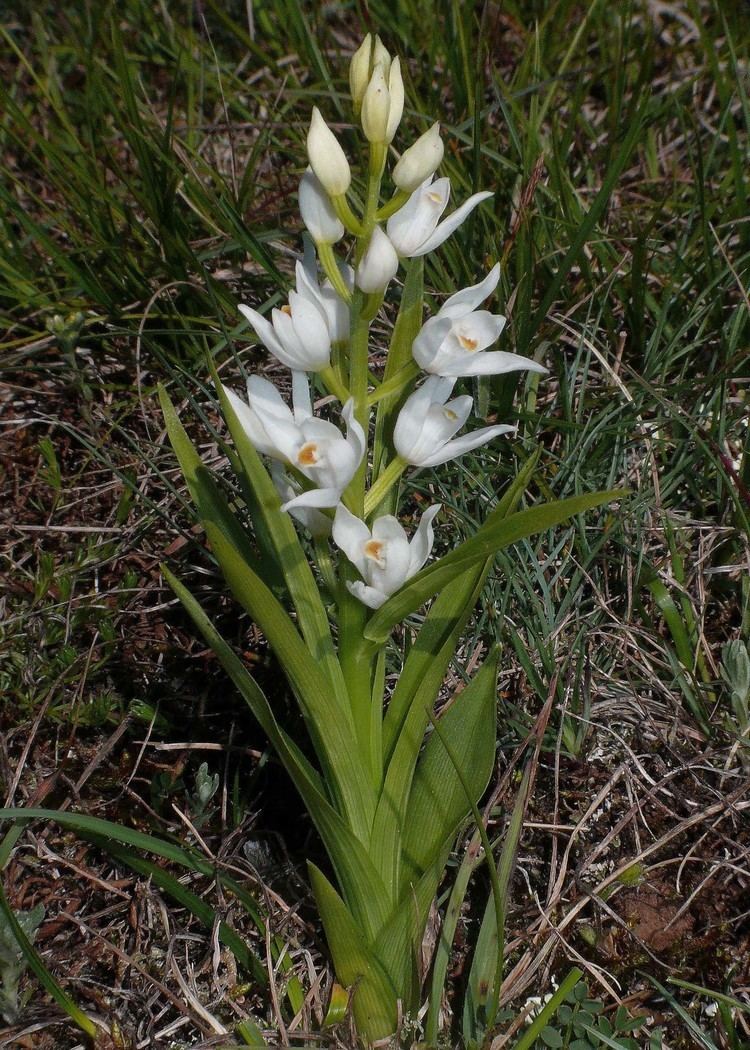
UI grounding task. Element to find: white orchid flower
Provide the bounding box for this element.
[355,226,399,294]
[239,245,353,371]
[413,264,548,378]
[386,176,493,258]
[360,57,404,144]
[296,243,352,344]
[392,122,444,193]
[306,108,351,197]
[299,168,344,245]
[333,503,441,609]
[225,373,365,509]
[393,375,515,468]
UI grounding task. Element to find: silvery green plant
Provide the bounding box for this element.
[160,33,619,1046]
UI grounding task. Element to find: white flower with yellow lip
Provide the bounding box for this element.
[225,373,364,510]
[393,375,515,468]
[413,264,549,378]
[239,246,353,371]
[386,176,493,258]
[333,503,441,609]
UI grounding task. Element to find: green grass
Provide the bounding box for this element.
[1,0,749,1046]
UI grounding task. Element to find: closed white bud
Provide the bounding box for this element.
[299,168,344,244]
[372,35,391,77]
[355,226,399,293]
[349,35,373,113]
[360,57,404,145]
[306,107,351,197]
[393,122,444,192]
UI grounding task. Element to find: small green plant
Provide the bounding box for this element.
[189,761,220,828]
[517,977,655,1050]
[720,639,750,762]
[0,903,44,1024]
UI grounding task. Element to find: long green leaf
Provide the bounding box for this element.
[365,489,625,643]
[463,765,532,1042]
[158,386,263,575]
[163,567,391,942]
[308,863,398,1044]
[401,655,498,885]
[203,522,375,840]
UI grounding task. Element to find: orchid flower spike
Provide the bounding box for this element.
[355,226,399,294]
[225,373,365,509]
[413,264,549,378]
[299,168,345,245]
[393,375,515,468]
[333,503,441,609]
[386,176,493,258]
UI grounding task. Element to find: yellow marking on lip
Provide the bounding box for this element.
[443,408,458,421]
[364,539,386,565]
[427,191,443,204]
[280,304,292,315]
[297,442,319,466]
[458,333,479,351]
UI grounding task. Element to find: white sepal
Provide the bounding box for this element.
[392,123,444,192]
[387,176,493,257]
[355,226,399,294]
[306,107,351,197]
[299,168,345,244]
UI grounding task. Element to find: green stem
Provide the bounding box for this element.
[331,193,364,236]
[364,456,407,518]
[317,242,352,303]
[319,365,351,404]
[376,187,410,221]
[367,361,419,406]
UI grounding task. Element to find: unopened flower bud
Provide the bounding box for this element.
[306,107,351,197]
[349,35,373,113]
[355,226,399,293]
[372,35,391,77]
[299,168,344,244]
[360,57,404,145]
[393,122,444,192]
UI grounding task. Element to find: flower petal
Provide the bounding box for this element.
[386,176,450,256]
[438,263,501,320]
[411,190,493,256]
[418,424,516,467]
[282,487,342,511]
[346,580,389,609]
[412,315,454,370]
[332,504,371,577]
[407,503,441,577]
[444,351,549,377]
[239,304,286,361]
[291,370,313,423]
[224,387,282,459]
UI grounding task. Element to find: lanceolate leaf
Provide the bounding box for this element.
[308,863,399,1043]
[365,489,625,642]
[163,567,391,941]
[159,385,264,577]
[203,522,375,841]
[401,655,499,885]
[370,570,485,895]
